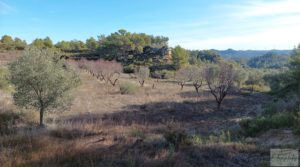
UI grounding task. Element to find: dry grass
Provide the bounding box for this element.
[0,70,272,167]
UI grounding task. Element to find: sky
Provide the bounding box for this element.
[0,0,300,50]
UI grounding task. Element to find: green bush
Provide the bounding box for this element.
[240,112,296,137]
[123,65,135,73]
[49,128,97,139]
[292,112,300,134]
[0,112,22,135]
[0,67,10,90]
[129,129,145,139]
[271,112,295,128]
[163,129,191,150]
[119,82,138,94]
[151,70,175,79]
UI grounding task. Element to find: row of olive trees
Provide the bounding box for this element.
[175,63,238,109]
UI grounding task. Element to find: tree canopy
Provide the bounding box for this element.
[247,52,289,69]
[172,45,189,70]
[9,46,81,126]
[98,29,169,61]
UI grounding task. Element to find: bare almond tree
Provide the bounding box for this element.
[175,67,190,90]
[204,63,237,109]
[136,66,150,87]
[188,66,204,93]
[76,59,122,87]
[104,60,122,86]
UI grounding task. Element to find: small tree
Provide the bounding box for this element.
[235,67,248,90]
[245,71,263,93]
[175,67,190,90]
[172,45,189,70]
[188,66,204,93]
[204,63,237,109]
[91,60,122,86]
[9,47,81,126]
[136,66,150,87]
[76,59,122,87]
[103,60,123,86]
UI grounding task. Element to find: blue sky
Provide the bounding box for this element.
[1,0,300,50]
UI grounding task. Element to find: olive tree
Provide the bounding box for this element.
[204,63,237,109]
[9,47,81,126]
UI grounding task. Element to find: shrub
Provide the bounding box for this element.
[119,82,138,94]
[49,128,97,139]
[129,129,145,139]
[240,118,269,137]
[0,112,22,135]
[220,130,232,143]
[240,112,296,137]
[151,70,175,79]
[271,112,295,128]
[163,70,175,79]
[293,112,300,134]
[0,67,10,91]
[163,129,191,150]
[123,65,135,73]
[190,134,203,145]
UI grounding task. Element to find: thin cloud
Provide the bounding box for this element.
[225,0,300,18]
[176,24,300,50]
[168,0,300,49]
[0,1,16,15]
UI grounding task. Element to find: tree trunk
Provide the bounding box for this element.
[139,80,145,87]
[180,84,184,90]
[39,107,44,126]
[194,86,199,93]
[217,102,221,110]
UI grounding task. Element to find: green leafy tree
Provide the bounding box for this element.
[289,44,300,82]
[55,41,71,51]
[247,52,289,69]
[98,29,168,63]
[69,40,86,52]
[1,35,14,44]
[172,45,189,70]
[189,50,221,63]
[14,37,27,50]
[31,37,54,49]
[9,47,81,126]
[43,37,53,48]
[86,37,98,51]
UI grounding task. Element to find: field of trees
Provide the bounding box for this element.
[0,32,300,167]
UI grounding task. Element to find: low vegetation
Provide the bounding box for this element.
[119,82,138,94]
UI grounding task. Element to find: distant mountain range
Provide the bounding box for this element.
[215,49,292,59]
